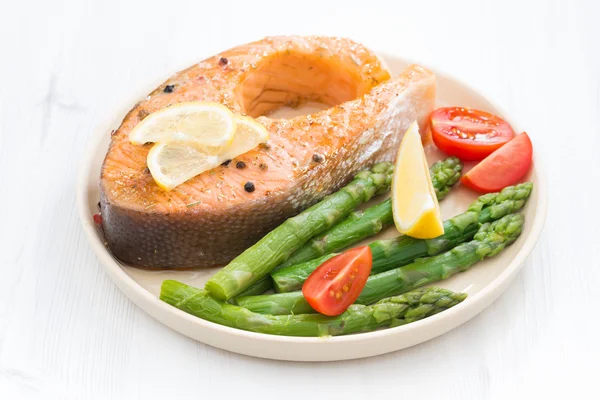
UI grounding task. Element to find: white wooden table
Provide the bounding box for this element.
[1,0,598,398]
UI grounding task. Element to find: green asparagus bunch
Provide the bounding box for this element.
[271,183,533,293]
[205,163,395,300]
[161,281,466,337]
[280,157,463,269]
[237,157,463,297]
[236,213,524,315]
[357,212,524,305]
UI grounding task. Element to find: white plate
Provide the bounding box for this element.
[77,53,547,361]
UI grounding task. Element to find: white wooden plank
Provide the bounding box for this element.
[0,0,598,398]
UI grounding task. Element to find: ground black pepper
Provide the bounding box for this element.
[221,159,232,167]
[219,57,228,66]
[164,85,175,93]
[244,182,255,192]
[259,163,268,170]
[236,161,246,169]
[312,153,324,163]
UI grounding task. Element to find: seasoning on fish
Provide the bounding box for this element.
[137,109,149,120]
[312,153,324,163]
[244,182,255,193]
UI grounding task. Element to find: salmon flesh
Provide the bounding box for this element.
[100,36,436,268]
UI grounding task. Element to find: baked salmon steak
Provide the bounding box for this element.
[100,36,436,268]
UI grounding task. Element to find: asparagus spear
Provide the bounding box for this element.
[237,213,524,315]
[205,163,395,300]
[356,212,524,304]
[234,276,274,298]
[429,156,464,200]
[237,157,463,297]
[235,290,315,315]
[279,157,463,269]
[161,281,466,337]
[271,182,533,292]
[270,254,337,294]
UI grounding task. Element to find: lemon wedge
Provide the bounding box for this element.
[147,142,220,191]
[391,121,444,239]
[129,102,236,147]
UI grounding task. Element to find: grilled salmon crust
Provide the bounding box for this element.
[100,36,436,268]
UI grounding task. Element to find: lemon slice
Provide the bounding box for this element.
[145,115,269,191]
[147,142,220,191]
[392,121,444,239]
[219,116,269,159]
[129,102,236,147]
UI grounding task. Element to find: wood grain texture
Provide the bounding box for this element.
[0,0,598,398]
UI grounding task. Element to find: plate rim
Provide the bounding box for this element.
[76,51,548,361]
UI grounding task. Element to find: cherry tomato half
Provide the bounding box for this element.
[461,132,533,193]
[430,107,515,161]
[302,246,372,316]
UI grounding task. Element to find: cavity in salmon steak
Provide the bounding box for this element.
[99,35,436,268]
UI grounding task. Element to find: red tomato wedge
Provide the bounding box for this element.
[430,107,515,161]
[462,132,533,193]
[302,246,372,316]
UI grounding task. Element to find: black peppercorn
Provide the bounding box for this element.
[312,153,324,163]
[236,161,246,169]
[219,57,228,66]
[259,163,268,170]
[164,85,175,93]
[244,182,255,192]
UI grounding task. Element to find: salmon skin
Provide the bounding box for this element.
[100,36,436,269]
